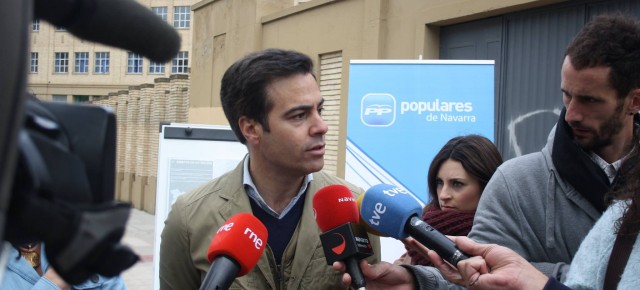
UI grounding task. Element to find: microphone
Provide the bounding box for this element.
[355,192,386,237]
[33,0,181,63]
[313,185,373,290]
[359,184,470,266]
[200,213,268,290]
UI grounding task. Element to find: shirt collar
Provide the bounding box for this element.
[242,156,313,219]
[588,146,636,183]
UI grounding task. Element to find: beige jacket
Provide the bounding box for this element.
[159,161,381,290]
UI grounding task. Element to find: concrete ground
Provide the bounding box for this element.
[121,208,156,290]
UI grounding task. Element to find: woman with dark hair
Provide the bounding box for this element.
[396,134,503,266]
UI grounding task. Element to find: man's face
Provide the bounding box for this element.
[254,73,327,175]
[561,56,629,152]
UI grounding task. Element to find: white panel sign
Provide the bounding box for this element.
[152,123,247,290]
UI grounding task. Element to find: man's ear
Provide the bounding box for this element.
[239,116,261,144]
[629,88,640,115]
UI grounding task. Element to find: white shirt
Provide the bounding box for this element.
[588,146,635,183]
[242,156,312,219]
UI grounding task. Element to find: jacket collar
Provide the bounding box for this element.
[550,108,640,213]
[213,162,323,289]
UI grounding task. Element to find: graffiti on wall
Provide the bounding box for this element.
[506,107,562,157]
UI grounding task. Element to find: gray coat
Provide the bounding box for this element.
[408,126,602,289]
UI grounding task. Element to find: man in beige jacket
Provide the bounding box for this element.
[160,48,380,290]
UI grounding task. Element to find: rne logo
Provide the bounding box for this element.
[244,227,264,250]
[361,93,396,127]
[217,222,234,234]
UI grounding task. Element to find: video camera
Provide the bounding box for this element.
[0,0,180,284]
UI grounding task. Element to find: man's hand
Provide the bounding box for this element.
[44,267,71,290]
[332,260,416,290]
[453,236,549,290]
[404,237,466,285]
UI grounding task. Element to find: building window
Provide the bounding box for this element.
[54,25,66,31]
[152,6,168,21]
[95,52,110,74]
[30,52,38,73]
[149,61,165,74]
[32,19,40,31]
[73,95,90,103]
[173,6,190,28]
[172,51,189,74]
[127,52,143,74]
[52,95,67,102]
[74,52,89,73]
[54,52,69,73]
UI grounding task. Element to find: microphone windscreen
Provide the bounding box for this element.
[355,192,387,237]
[359,184,422,239]
[313,185,359,232]
[34,0,181,63]
[206,213,268,276]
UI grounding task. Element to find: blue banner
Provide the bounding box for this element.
[346,60,495,205]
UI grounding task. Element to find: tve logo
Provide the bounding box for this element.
[382,186,411,197]
[361,93,396,127]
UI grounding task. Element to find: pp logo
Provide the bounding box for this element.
[361,93,396,127]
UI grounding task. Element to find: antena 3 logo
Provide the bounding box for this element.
[361,93,396,127]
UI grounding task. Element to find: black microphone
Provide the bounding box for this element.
[404,216,470,266]
[33,0,181,63]
[360,184,470,267]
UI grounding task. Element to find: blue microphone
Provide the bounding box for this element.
[360,184,470,266]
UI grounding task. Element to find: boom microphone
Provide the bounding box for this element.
[201,213,268,290]
[360,184,470,266]
[313,185,373,290]
[33,0,181,62]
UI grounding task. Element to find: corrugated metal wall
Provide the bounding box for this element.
[440,0,640,160]
[439,17,505,150]
[499,5,583,158]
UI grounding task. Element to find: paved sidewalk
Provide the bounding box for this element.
[121,208,156,290]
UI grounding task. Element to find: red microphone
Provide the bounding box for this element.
[200,213,268,290]
[313,185,360,231]
[313,185,373,290]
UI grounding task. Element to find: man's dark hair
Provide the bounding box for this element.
[220,48,315,144]
[566,14,640,99]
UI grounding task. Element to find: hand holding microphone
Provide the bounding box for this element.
[359,184,470,267]
[200,213,268,290]
[313,185,374,290]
